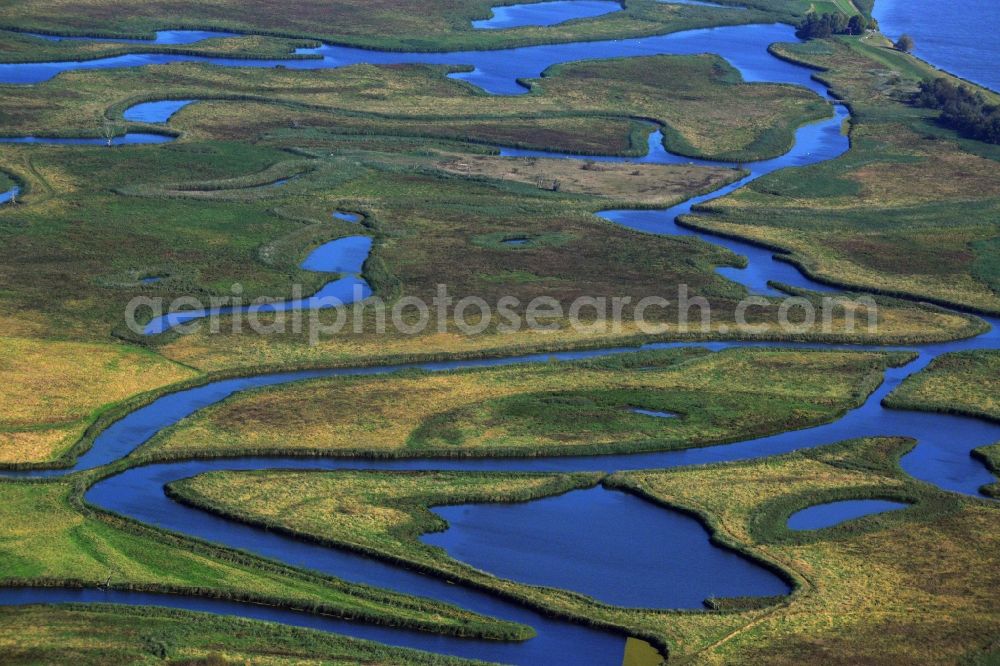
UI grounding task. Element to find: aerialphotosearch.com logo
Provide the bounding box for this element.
[125,283,879,345]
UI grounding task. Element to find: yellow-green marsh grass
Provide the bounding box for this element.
[974,443,1000,498]
[0,30,317,64]
[157,292,983,374]
[0,336,198,463]
[0,604,489,666]
[0,337,196,428]
[885,350,1000,422]
[0,0,775,53]
[141,348,911,460]
[0,425,86,465]
[424,154,744,206]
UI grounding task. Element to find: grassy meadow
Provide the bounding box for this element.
[0,54,830,352]
[0,46,982,468]
[0,53,980,386]
[154,289,979,374]
[974,444,1000,498]
[433,156,744,206]
[684,35,1000,314]
[0,30,319,63]
[0,337,197,463]
[138,348,911,461]
[0,478,531,641]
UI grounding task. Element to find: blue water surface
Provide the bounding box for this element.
[787,500,910,531]
[0,186,19,204]
[632,408,677,418]
[123,99,197,122]
[0,23,827,96]
[0,133,173,145]
[473,1,622,29]
[299,235,372,273]
[423,487,789,607]
[873,0,1000,92]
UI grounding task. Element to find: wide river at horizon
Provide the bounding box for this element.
[873,0,1000,92]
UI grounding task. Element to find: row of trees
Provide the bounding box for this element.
[796,12,876,39]
[915,78,1000,144]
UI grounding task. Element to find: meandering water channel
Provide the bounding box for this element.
[1,11,998,666]
[472,0,623,29]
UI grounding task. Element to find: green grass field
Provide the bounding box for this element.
[0,55,830,162]
[0,605,489,665]
[0,55,829,356]
[0,51,980,387]
[138,348,911,461]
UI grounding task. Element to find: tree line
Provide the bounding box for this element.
[796,12,876,39]
[915,78,1000,144]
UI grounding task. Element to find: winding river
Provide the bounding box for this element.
[1,11,998,666]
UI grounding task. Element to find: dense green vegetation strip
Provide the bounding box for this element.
[0,604,490,665]
[0,477,533,641]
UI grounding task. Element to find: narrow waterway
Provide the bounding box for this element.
[143,235,372,334]
[0,23,832,96]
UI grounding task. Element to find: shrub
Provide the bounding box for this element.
[915,78,1000,144]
